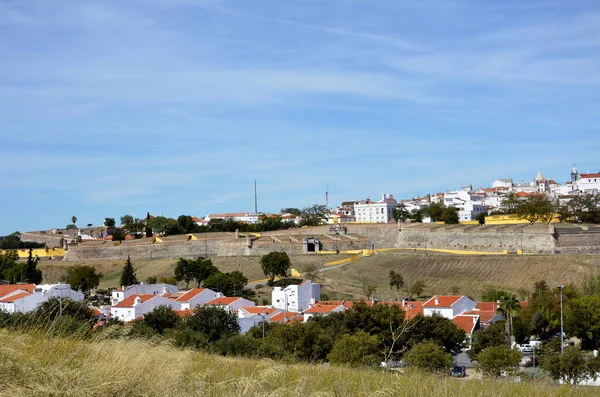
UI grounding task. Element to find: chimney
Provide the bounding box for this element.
[402,299,406,307]
[434,297,439,305]
[162,286,168,295]
[473,316,478,324]
[133,296,142,306]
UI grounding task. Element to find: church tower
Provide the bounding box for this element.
[571,164,579,183]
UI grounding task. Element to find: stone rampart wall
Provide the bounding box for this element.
[396,230,556,253]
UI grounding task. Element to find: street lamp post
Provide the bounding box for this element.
[559,284,565,355]
[258,314,267,339]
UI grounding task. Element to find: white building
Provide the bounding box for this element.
[0,283,83,314]
[111,282,179,305]
[443,189,486,222]
[422,295,477,320]
[205,296,255,314]
[354,193,398,223]
[205,212,261,224]
[272,279,320,313]
[493,179,513,189]
[175,288,221,310]
[110,294,180,322]
[578,172,600,195]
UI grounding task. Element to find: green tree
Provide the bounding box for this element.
[476,345,522,378]
[174,258,196,289]
[541,346,597,385]
[501,192,521,214]
[24,248,42,284]
[203,271,248,296]
[392,205,410,222]
[400,314,466,355]
[146,216,178,236]
[475,211,487,225]
[185,305,240,342]
[260,252,291,284]
[104,217,116,228]
[145,212,153,238]
[389,270,404,297]
[516,195,554,224]
[497,293,520,345]
[440,207,459,224]
[177,215,197,234]
[71,216,77,226]
[65,265,102,292]
[300,204,329,226]
[327,331,381,367]
[66,224,77,230]
[404,341,453,374]
[409,208,423,223]
[119,256,138,287]
[580,273,600,296]
[33,297,94,323]
[565,295,600,350]
[406,279,426,300]
[280,207,301,216]
[143,305,180,334]
[468,322,509,360]
[422,203,444,222]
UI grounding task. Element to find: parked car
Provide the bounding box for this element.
[517,344,533,353]
[451,366,466,377]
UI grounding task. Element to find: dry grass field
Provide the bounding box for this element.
[320,252,600,300]
[39,251,600,302]
[1,329,597,397]
[39,254,335,290]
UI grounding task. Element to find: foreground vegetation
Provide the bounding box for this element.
[1,329,598,397]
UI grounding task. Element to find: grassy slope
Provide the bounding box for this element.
[320,253,600,300]
[0,330,596,397]
[39,255,334,289]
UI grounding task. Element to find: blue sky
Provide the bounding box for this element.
[1,0,599,234]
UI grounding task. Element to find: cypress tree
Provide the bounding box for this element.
[120,255,138,287]
[25,248,43,284]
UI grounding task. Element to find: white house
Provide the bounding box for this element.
[175,288,221,310]
[272,280,320,313]
[206,212,261,224]
[354,193,398,223]
[443,189,485,222]
[422,295,477,320]
[111,282,179,305]
[578,172,600,195]
[110,294,181,322]
[493,179,513,189]
[236,307,280,334]
[0,283,83,314]
[303,301,348,322]
[205,296,255,314]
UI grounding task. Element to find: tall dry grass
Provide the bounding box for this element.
[0,330,598,397]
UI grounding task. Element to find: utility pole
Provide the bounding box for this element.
[254,180,258,214]
[559,285,565,354]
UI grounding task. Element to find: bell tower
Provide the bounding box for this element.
[571,164,579,182]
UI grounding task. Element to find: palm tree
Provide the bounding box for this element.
[497,294,520,347]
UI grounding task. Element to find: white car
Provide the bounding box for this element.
[517,344,533,353]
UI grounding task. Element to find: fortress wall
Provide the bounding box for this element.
[396,230,556,253]
[556,233,600,248]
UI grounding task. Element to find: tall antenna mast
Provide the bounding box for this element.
[326,186,329,207]
[254,179,258,213]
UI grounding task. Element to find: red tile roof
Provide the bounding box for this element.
[113,294,156,308]
[453,315,478,334]
[206,297,241,306]
[174,309,195,318]
[176,288,207,302]
[270,311,301,323]
[0,284,36,297]
[241,306,278,315]
[581,173,600,179]
[304,303,344,314]
[476,302,497,311]
[0,291,30,303]
[317,300,354,309]
[423,296,462,308]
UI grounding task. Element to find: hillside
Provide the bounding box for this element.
[39,254,335,289]
[318,252,600,300]
[0,330,596,397]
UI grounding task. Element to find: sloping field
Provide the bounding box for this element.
[320,252,600,300]
[39,255,335,289]
[0,330,596,397]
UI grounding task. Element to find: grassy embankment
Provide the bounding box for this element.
[0,329,597,397]
[40,252,600,302]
